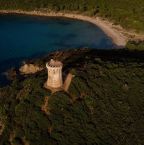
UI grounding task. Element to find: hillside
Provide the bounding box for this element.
[0,0,144,32]
[0,48,144,145]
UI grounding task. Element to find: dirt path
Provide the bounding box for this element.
[41,96,49,115]
[63,73,74,92]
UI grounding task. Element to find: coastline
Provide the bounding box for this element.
[0,9,144,47]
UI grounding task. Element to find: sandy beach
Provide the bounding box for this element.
[0,10,144,48]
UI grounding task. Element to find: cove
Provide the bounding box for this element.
[0,14,114,86]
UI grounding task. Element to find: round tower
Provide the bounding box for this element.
[46,59,63,90]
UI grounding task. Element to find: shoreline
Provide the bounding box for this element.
[0,10,144,47]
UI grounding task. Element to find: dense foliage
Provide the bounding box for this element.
[0,49,144,145]
[126,40,144,50]
[0,0,144,32]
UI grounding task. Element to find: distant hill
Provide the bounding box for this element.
[0,48,144,145]
[0,0,144,32]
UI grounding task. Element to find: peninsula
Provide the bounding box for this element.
[1,48,144,145]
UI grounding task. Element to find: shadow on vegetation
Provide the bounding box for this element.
[54,48,144,70]
[75,48,144,62]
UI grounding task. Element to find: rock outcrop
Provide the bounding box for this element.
[19,63,43,75]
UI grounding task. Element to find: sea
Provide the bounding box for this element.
[0,14,115,86]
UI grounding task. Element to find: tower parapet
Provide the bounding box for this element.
[45,59,63,91]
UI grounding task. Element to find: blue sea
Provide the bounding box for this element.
[0,14,114,86]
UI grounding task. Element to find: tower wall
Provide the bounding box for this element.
[46,61,63,89]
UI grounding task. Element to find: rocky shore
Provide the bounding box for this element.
[19,63,43,74]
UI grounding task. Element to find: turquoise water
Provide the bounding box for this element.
[0,14,114,86]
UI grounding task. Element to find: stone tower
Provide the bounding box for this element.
[46,59,63,91]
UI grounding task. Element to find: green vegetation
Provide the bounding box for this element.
[0,48,144,145]
[0,0,144,32]
[126,40,144,50]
